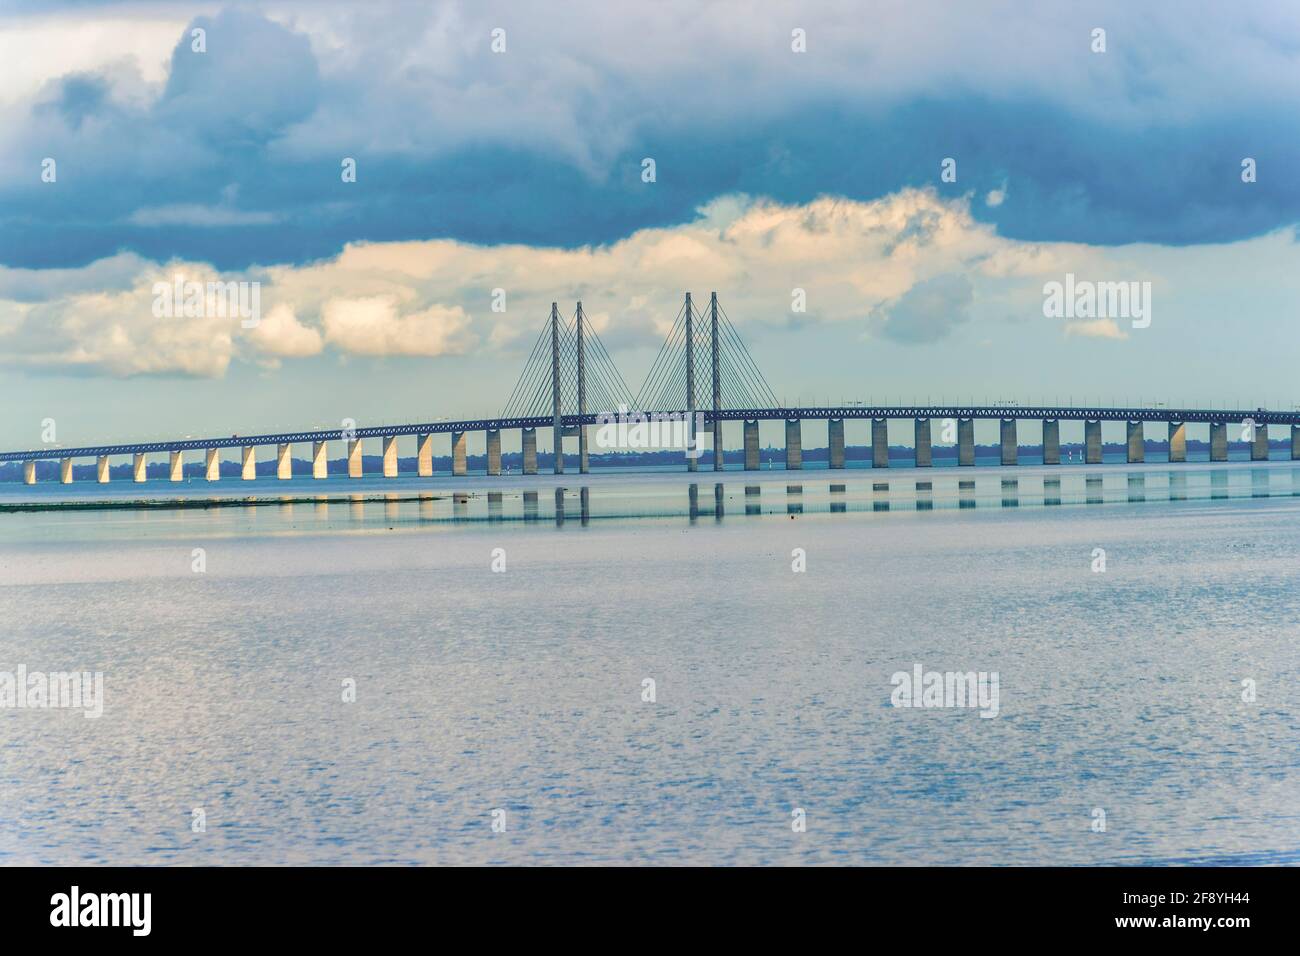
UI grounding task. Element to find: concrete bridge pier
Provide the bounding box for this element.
[416,434,432,477]
[1210,423,1228,461]
[785,419,802,470]
[828,419,845,469]
[312,441,329,479]
[521,428,538,474]
[61,458,74,484]
[743,420,760,470]
[577,426,588,475]
[958,418,974,466]
[1000,419,1017,465]
[1168,422,1186,462]
[204,450,219,481]
[23,460,35,484]
[1293,425,1300,460]
[382,436,398,478]
[1085,420,1102,464]
[487,429,502,476]
[1126,421,1144,463]
[1042,419,1060,465]
[872,419,889,468]
[451,431,467,476]
[277,444,293,480]
[242,446,257,480]
[169,451,184,482]
[134,453,148,483]
[347,439,363,478]
[1252,423,1269,461]
[98,455,111,483]
[914,418,932,467]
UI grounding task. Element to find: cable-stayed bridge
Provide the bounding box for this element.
[4,292,1300,484]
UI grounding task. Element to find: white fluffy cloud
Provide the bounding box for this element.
[321,297,473,357]
[1065,318,1129,341]
[1,187,1293,378]
[245,303,323,359]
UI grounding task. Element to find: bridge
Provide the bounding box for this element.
[4,293,1298,485]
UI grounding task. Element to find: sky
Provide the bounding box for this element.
[2,0,1299,452]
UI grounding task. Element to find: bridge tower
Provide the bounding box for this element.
[501,302,637,472]
[710,292,722,471]
[685,292,696,472]
[576,301,588,473]
[550,302,563,474]
[634,293,778,470]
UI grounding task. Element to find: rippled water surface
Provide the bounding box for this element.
[2,463,1298,865]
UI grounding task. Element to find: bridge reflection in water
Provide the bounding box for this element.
[24,466,1293,528]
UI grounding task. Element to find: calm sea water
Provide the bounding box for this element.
[1,461,1297,865]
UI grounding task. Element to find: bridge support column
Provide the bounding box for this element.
[1251,423,1269,461]
[487,429,502,476]
[872,419,889,468]
[1085,420,1102,464]
[415,434,432,477]
[914,418,932,467]
[382,436,398,477]
[205,449,219,481]
[1210,422,1227,461]
[522,428,538,475]
[828,419,845,469]
[98,455,111,483]
[785,419,802,470]
[347,439,363,478]
[313,441,328,479]
[451,431,467,476]
[577,425,588,474]
[1042,419,1060,465]
[241,446,256,480]
[1000,419,1017,465]
[23,460,35,484]
[277,444,292,480]
[133,452,148,482]
[1168,422,1186,462]
[170,451,184,482]
[958,418,974,466]
[61,458,74,484]
[744,420,760,470]
[1293,425,1300,460]
[1126,421,1144,463]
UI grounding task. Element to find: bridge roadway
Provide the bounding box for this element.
[4,405,1299,481]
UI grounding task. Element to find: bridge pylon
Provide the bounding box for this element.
[500,302,637,473]
[634,292,778,469]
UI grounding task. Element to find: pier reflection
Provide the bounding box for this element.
[830,484,846,513]
[1044,477,1061,507]
[198,464,1300,529]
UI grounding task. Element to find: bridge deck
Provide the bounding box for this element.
[2,406,1295,462]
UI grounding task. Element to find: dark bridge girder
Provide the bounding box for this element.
[3,405,1298,463]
